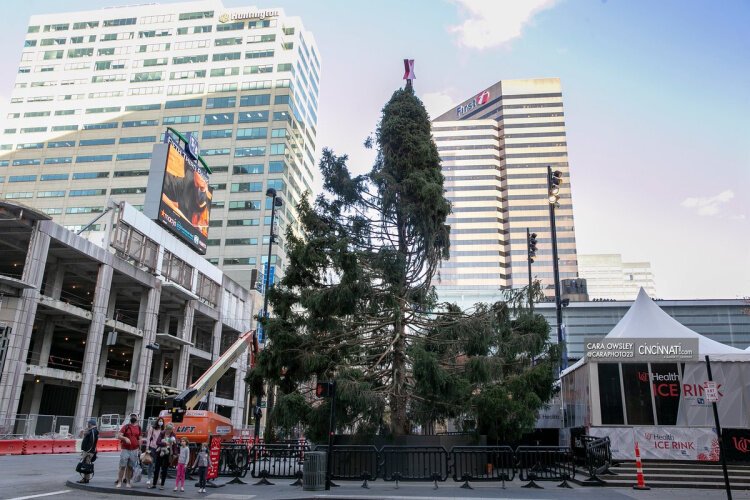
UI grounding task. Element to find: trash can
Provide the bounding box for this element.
[303,451,326,491]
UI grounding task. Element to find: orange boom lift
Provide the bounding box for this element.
[159,330,255,444]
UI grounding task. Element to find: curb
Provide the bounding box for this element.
[66,479,180,497]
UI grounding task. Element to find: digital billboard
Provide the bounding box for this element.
[157,138,213,254]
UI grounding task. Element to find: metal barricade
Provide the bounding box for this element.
[451,446,515,489]
[584,436,612,485]
[247,442,310,485]
[516,446,575,489]
[380,446,448,487]
[315,445,379,488]
[218,443,249,479]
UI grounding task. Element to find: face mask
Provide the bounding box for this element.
[130,417,137,424]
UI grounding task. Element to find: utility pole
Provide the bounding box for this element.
[547,166,564,356]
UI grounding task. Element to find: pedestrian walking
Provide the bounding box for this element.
[115,412,141,488]
[196,443,209,493]
[77,418,99,484]
[149,424,175,490]
[144,417,164,485]
[174,437,189,492]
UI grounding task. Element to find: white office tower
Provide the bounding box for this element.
[432,78,579,301]
[0,1,320,289]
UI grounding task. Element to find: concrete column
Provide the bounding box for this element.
[28,382,44,416]
[208,320,222,412]
[174,301,195,390]
[37,322,55,368]
[130,285,161,417]
[43,265,65,300]
[74,262,113,432]
[0,227,50,424]
[232,364,245,428]
[97,342,109,378]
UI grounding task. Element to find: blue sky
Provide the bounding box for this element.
[1,0,747,299]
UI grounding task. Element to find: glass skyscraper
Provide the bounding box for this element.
[0,0,320,290]
[432,78,579,298]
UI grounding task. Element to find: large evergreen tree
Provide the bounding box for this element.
[248,84,557,440]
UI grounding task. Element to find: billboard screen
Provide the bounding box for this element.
[158,141,213,254]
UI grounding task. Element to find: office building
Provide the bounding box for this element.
[577,253,656,300]
[432,78,578,297]
[0,1,320,290]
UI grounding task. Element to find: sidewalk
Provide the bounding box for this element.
[65,473,746,499]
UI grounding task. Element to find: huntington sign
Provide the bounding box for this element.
[585,337,699,362]
[219,10,279,23]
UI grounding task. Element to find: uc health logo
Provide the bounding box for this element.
[733,437,750,453]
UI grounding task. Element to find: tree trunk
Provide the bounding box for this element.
[391,310,408,436]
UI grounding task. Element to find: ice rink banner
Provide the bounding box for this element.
[590,426,719,461]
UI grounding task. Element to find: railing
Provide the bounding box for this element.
[0,414,78,438]
[247,442,310,484]
[314,445,379,487]
[380,446,449,483]
[218,443,249,478]
[516,446,575,488]
[584,436,612,484]
[451,446,515,487]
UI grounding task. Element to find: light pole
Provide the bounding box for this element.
[253,187,282,440]
[547,166,564,355]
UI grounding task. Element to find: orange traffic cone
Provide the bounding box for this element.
[633,441,650,490]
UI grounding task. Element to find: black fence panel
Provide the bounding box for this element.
[585,437,612,478]
[248,443,310,480]
[451,446,516,483]
[516,446,575,482]
[218,443,249,478]
[314,445,379,482]
[380,446,449,482]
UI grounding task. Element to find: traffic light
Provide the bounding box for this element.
[315,381,333,398]
[548,169,563,204]
[527,232,538,263]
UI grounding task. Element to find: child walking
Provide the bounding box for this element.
[174,437,190,492]
[196,443,209,493]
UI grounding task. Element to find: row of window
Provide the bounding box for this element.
[3,110,292,137]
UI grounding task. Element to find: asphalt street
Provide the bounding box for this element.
[0,452,748,500]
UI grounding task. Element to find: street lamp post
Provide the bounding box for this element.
[253,187,282,440]
[526,229,537,311]
[547,166,564,355]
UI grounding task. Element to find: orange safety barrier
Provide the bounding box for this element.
[23,439,53,455]
[52,439,77,454]
[0,440,25,455]
[97,438,121,452]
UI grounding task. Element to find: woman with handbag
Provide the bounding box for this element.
[144,417,164,485]
[149,424,175,490]
[77,418,99,484]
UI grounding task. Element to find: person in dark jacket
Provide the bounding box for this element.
[78,418,99,484]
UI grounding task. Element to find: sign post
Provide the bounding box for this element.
[705,355,732,500]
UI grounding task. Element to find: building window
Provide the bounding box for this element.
[79,138,116,146]
[204,113,235,125]
[202,129,232,139]
[72,172,109,180]
[230,182,263,193]
[236,127,267,140]
[206,96,236,109]
[239,94,270,107]
[76,155,113,163]
[238,111,269,123]
[229,200,261,210]
[70,189,107,196]
[233,164,263,174]
[234,146,265,157]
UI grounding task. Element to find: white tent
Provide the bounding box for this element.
[561,288,750,461]
[562,288,748,377]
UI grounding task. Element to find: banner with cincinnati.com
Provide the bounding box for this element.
[585,337,698,362]
[158,138,213,254]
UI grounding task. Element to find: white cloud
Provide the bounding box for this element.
[448,0,559,50]
[680,189,734,216]
[420,90,456,118]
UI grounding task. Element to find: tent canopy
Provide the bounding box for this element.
[561,288,749,376]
